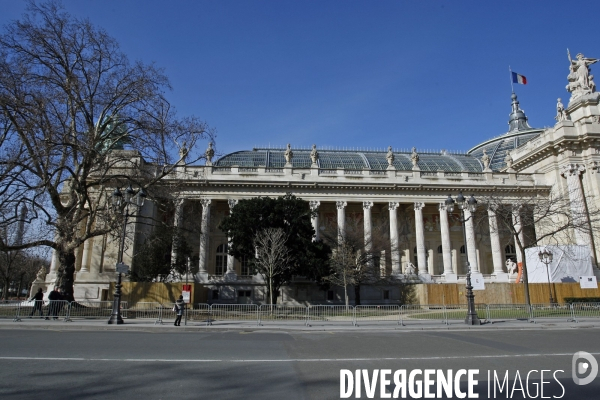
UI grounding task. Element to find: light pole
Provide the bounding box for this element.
[108,184,146,324]
[538,249,556,304]
[445,192,481,325]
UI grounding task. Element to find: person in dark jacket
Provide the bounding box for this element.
[29,288,44,317]
[174,295,185,326]
[46,287,62,320]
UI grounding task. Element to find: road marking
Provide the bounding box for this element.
[0,352,598,363]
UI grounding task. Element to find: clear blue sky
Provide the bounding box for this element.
[2,1,599,159]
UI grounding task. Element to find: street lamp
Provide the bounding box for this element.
[538,249,556,304]
[108,184,146,324]
[445,192,481,325]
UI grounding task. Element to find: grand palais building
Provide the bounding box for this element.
[42,59,600,305]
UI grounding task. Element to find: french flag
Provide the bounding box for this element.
[511,72,527,85]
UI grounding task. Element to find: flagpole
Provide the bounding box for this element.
[509,66,514,93]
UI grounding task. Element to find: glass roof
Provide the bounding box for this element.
[467,129,542,171]
[214,148,484,172]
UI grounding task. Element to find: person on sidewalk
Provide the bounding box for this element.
[29,288,44,318]
[46,287,62,320]
[174,295,185,326]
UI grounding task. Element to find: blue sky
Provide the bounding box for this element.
[2,1,599,159]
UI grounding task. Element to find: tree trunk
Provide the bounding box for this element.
[520,247,530,306]
[56,249,76,302]
[354,284,361,306]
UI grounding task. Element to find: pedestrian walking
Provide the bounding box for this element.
[46,286,62,320]
[174,295,185,326]
[29,288,44,317]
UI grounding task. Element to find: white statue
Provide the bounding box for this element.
[506,258,517,277]
[410,147,419,168]
[504,153,514,170]
[179,141,188,161]
[310,144,319,164]
[205,142,214,165]
[405,262,416,275]
[567,50,598,99]
[481,149,491,171]
[386,146,394,166]
[284,143,293,164]
[35,265,47,282]
[555,98,568,122]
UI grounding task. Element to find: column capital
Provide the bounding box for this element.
[438,202,448,212]
[309,200,321,211]
[388,202,398,211]
[174,198,185,207]
[560,163,586,178]
[363,201,373,210]
[200,198,212,208]
[228,199,239,209]
[336,201,347,210]
[414,202,424,211]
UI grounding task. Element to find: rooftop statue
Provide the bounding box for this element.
[410,147,419,168]
[179,141,188,162]
[284,143,293,164]
[566,50,598,101]
[95,115,129,154]
[205,142,214,165]
[555,98,568,122]
[481,149,491,171]
[386,146,395,165]
[310,144,319,164]
[504,152,514,170]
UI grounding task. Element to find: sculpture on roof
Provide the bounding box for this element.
[504,152,514,171]
[386,146,395,166]
[481,149,491,172]
[284,143,293,165]
[566,50,598,100]
[205,142,214,166]
[179,141,188,162]
[555,98,568,122]
[410,147,419,168]
[310,144,319,164]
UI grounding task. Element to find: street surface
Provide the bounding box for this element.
[1,327,599,399]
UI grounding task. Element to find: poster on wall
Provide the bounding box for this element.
[470,273,485,290]
[579,276,598,289]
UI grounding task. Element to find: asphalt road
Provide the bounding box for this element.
[1,327,599,399]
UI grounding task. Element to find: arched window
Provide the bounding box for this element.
[215,243,228,275]
[460,245,466,254]
[437,245,443,254]
[505,244,516,261]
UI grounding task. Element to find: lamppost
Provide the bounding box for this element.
[445,192,481,325]
[108,184,146,324]
[538,249,555,304]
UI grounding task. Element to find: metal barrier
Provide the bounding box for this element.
[258,305,309,326]
[66,301,124,321]
[400,304,448,326]
[486,304,532,323]
[529,303,574,323]
[0,300,25,321]
[354,305,401,326]
[126,302,164,324]
[186,303,211,325]
[308,305,355,326]
[442,304,488,325]
[571,302,600,322]
[16,300,70,322]
[209,304,259,326]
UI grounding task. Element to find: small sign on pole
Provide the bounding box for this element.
[471,273,485,290]
[579,276,598,289]
[115,262,129,274]
[182,284,192,303]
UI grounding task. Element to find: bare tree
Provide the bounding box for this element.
[0,2,213,300]
[253,228,292,305]
[481,186,600,305]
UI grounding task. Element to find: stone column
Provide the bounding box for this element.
[488,205,507,281]
[512,205,525,265]
[363,201,373,251]
[389,202,401,275]
[438,203,453,275]
[49,249,59,274]
[336,201,347,244]
[80,238,93,273]
[226,199,239,280]
[171,199,185,266]
[198,199,212,280]
[414,202,428,275]
[309,201,321,241]
[561,164,596,265]
[464,208,479,272]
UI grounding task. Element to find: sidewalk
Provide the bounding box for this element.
[2,316,600,333]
